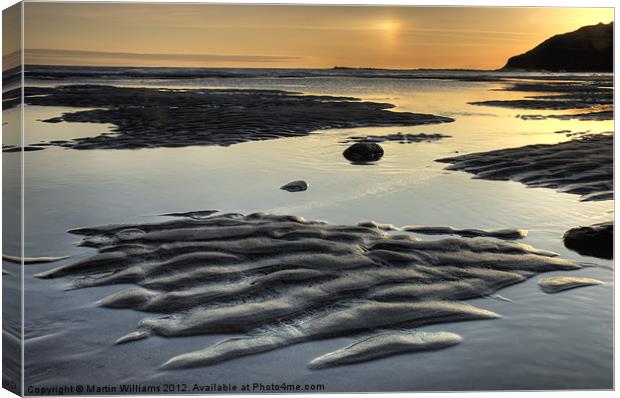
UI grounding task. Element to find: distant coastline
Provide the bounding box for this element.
[12,65,609,87]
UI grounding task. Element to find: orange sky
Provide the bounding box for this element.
[16,3,614,70]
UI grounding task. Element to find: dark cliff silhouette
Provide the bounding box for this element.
[503,22,613,72]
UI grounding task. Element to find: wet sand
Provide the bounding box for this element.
[37,211,582,370]
[437,133,613,202]
[9,85,453,150]
[307,331,462,369]
[538,276,603,294]
[517,110,613,121]
[470,81,613,120]
[401,225,527,239]
[341,133,450,144]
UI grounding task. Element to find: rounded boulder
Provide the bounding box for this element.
[343,142,384,163]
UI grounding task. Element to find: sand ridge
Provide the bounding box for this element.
[37,211,583,369]
[538,276,604,293]
[437,133,613,202]
[470,81,613,120]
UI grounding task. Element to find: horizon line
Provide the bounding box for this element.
[15,63,502,72]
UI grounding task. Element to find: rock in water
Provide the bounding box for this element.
[563,221,613,259]
[280,180,308,192]
[343,142,384,163]
[538,276,603,294]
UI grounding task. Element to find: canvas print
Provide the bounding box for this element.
[1,1,614,395]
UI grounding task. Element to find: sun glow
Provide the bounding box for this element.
[376,20,402,33]
[374,20,402,51]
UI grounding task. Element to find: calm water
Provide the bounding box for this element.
[2,73,613,391]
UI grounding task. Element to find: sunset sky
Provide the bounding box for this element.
[17,3,615,70]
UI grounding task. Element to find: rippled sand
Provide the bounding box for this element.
[4,85,453,150]
[470,80,613,120]
[36,211,584,370]
[437,133,613,202]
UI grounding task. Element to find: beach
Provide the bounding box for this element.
[2,68,613,391]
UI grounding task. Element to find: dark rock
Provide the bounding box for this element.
[280,180,308,192]
[563,221,613,259]
[343,142,384,163]
[503,22,613,72]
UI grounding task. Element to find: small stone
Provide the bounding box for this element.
[280,180,308,192]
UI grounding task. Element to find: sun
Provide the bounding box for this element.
[373,20,402,50]
[376,20,401,32]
